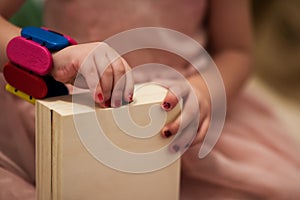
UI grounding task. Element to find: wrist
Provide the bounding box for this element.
[51,42,102,82]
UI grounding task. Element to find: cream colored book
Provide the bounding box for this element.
[36,84,181,200]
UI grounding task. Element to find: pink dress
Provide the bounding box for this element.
[1,0,300,199]
[1,73,300,200]
[0,74,35,199]
[180,87,300,199]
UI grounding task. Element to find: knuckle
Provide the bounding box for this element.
[113,62,126,74]
[99,42,110,49]
[103,66,113,75]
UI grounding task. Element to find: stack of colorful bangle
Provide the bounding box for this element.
[3,27,77,104]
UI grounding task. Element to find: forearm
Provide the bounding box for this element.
[188,0,253,106]
[212,49,252,103]
[0,0,24,71]
[0,16,21,70]
[188,49,252,106]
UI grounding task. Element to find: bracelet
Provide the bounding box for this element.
[3,27,77,104]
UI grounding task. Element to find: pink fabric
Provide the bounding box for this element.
[1,71,300,199]
[0,73,35,200]
[181,89,300,199]
[0,167,35,200]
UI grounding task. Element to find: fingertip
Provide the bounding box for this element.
[94,93,100,104]
[98,102,105,108]
[162,129,173,138]
[93,83,104,103]
[168,144,181,154]
[120,57,134,104]
[97,98,110,108]
[111,99,121,108]
[98,93,104,102]
[161,91,178,111]
[164,119,180,138]
[129,92,133,103]
[123,91,134,104]
[105,99,111,107]
[161,101,171,110]
[172,144,180,153]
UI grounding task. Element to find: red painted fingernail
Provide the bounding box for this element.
[162,102,171,110]
[164,130,172,138]
[98,93,104,102]
[128,93,133,103]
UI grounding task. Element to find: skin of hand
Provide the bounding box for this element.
[160,0,252,153]
[51,42,134,108]
[1,0,251,154]
[159,74,211,153]
[1,2,134,107]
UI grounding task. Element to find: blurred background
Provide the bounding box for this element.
[10,0,300,139]
[252,0,300,140]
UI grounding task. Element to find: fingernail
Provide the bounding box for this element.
[162,102,171,110]
[115,100,121,107]
[184,143,191,149]
[98,93,104,102]
[173,145,180,152]
[164,130,172,138]
[128,93,133,103]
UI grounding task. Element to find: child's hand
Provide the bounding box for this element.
[160,76,211,153]
[51,42,134,107]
